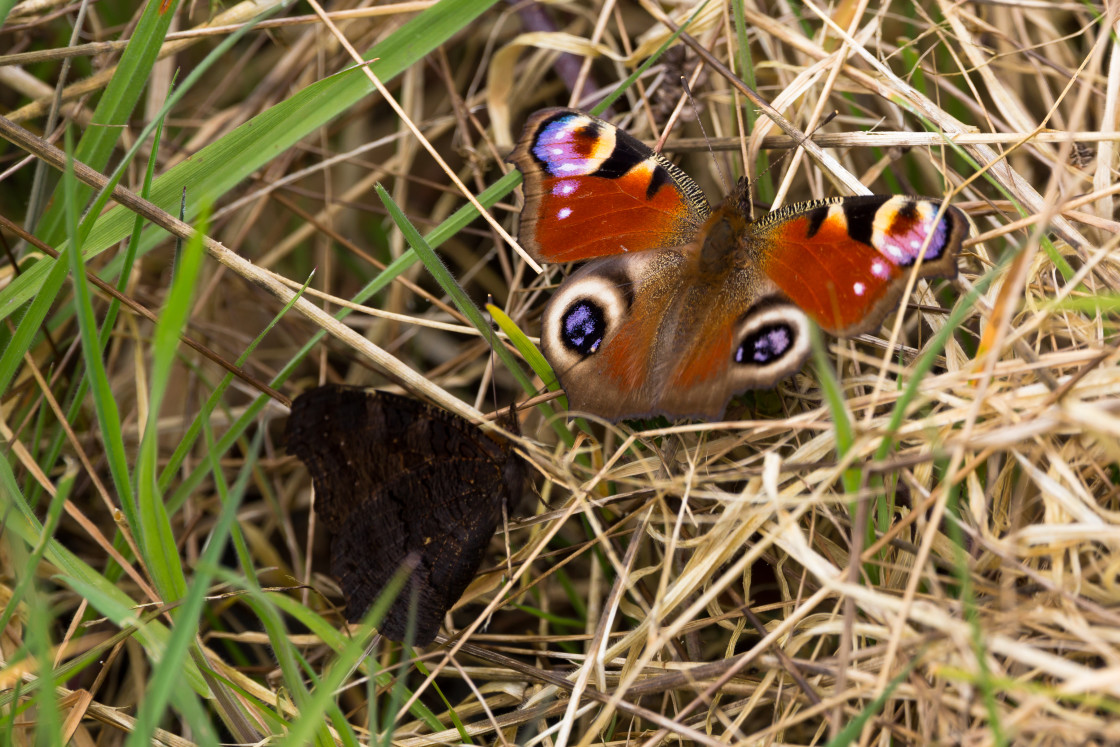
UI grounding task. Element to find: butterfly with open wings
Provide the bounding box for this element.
[508,108,967,421]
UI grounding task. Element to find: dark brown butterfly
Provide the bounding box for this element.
[286,385,529,645]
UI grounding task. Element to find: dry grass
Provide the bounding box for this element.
[2,0,1119,745]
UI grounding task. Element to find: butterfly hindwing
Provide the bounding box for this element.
[541,206,812,420]
[510,108,711,262]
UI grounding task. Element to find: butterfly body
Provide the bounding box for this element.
[510,108,967,421]
[287,386,528,645]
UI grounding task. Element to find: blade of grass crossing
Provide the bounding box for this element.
[62,131,136,520]
[0,256,71,427]
[34,0,286,247]
[27,102,173,560]
[232,590,321,737]
[809,323,886,584]
[376,187,560,403]
[12,463,75,744]
[824,651,923,746]
[125,423,262,747]
[261,592,445,731]
[378,186,580,449]
[0,461,74,638]
[731,0,774,202]
[378,184,529,388]
[163,174,525,512]
[0,458,207,693]
[486,302,554,391]
[134,208,210,604]
[591,0,708,116]
[159,273,312,498]
[874,254,1009,462]
[34,0,183,244]
[272,568,416,747]
[945,480,1007,745]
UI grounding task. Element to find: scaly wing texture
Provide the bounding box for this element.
[509,108,710,262]
[754,196,967,336]
[541,248,810,421]
[286,386,526,645]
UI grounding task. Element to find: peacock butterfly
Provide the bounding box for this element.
[286,385,529,645]
[508,107,968,421]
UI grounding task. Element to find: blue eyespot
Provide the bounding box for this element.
[736,323,794,365]
[561,301,605,356]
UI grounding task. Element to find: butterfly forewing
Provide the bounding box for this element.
[753,196,966,336]
[510,108,710,262]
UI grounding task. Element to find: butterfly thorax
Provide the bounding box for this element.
[697,206,747,277]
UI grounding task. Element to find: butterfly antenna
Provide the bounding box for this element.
[748,110,839,219]
[680,76,732,196]
[754,110,839,187]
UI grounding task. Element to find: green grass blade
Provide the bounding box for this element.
[158,272,313,494]
[0,255,70,403]
[592,0,707,115]
[0,95,518,329]
[270,567,414,746]
[825,652,921,746]
[18,100,172,576]
[0,460,73,638]
[0,457,206,693]
[375,184,532,389]
[4,0,501,328]
[135,208,208,603]
[944,480,1007,745]
[35,0,183,244]
[486,302,555,391]
[61,130,135,516]
[731,0,773,202]
[874,253,1009,462]
[487,302,591,441]
[377,183,585,443]
[6,462,75,745]
[126,424,259,747]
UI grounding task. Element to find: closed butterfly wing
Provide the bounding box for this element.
[286,386,528,645]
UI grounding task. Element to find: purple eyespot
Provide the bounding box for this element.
[560,301,605,356]
[883,213,948,266]
[736,324,793,365]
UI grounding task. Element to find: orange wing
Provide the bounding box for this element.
[755,196,967,336]
[509,108,710,262]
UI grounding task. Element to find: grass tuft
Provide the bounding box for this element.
[2,1,1118,744]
